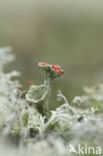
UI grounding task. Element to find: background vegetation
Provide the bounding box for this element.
[0,0,103,100]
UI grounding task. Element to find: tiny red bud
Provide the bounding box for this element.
[29,81,33,85]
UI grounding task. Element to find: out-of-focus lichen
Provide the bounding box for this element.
[0,47,103,156]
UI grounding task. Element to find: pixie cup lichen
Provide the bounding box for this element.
[26,62,64,119]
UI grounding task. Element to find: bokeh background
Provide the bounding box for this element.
[0,0,103,102]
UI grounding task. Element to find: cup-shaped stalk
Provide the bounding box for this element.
[26,62,64,120]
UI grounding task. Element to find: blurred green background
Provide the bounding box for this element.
[0,0,103,101]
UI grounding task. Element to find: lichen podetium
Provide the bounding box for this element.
[26,62,64,120]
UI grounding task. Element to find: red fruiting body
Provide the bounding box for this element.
[51,64,64,75]
[51,65,56,69]
[55,69,60,74]
[29,81,33,85]
[59,69,64,74]
[39,62,64,75]
[55,65,61,69]
[55,69,64,75]
[52,65,61,70]
[39,62,49,66]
